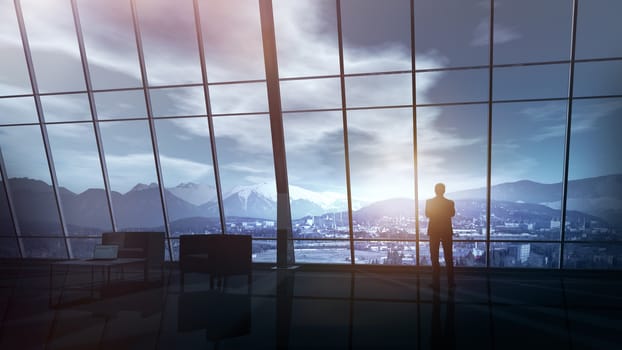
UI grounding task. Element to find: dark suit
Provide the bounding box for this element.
[425,196,455,285]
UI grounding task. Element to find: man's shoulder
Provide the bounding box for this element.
[428,197,453,204]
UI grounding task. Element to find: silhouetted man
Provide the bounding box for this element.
[426,183,455,288]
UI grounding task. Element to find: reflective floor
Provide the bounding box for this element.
[1,260,621,349]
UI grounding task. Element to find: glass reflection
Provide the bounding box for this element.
[280,78,341,111]
[355,241,415,265]
[208,83,268,115]
[348,108,415,240]
[212,115,277,237]
[493,64,569,101]
[94,90,147,120]
[99,120,164,231]
[150,87,206,117]
[491,101,566,241]
[283,112,350,263]
[273,0,340,78]
[77,0,143,89]
[135,0,202,85]
[417,104,488,241]
[490,242,559,268]
[574,61,622,98]
[341,0,411,74]
[154,118,221,237]
[414,0,489,69]
[0,125,62,236]
[23,238,67,258]
[575,0,622,59]
[419,242,486,267]
[0,172,16,238]
[20,0,86,93]
[294,240,350,264]
[564,243,622,269]
[40,93,91,122]
[198,0,265,82]
[0,237,20,258]
[493,0,572,64]
[0,0,32,95]
[346,74,411,108]
[283,111,348,244]
[567,98,622,242]
[0,97,38,125]
[253,240,277,263]
[416,68,487,105]
[69,238,99,259]
[47,123,112,236]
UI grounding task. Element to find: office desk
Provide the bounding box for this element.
[49,258,146,306]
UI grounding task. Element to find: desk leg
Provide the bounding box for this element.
[107,266,111,284]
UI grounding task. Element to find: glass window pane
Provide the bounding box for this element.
[208,83,268,115]
[20,0,86,93]
[294,240,350,264]
[494,64,569,101]
[135,0,202,85]
[493,0,572,64]
[150,87,206,117]
[0,125,62,236]
[416,68,487,105]
[273,0,340,78]
[198,0,265,82]
[0,0,32,95]
[99,120,164,231]
[0,97,38,125]
[490,242,559,268]
[0,237,20,258]
[280,78,341,111]
[574,61,622,98]
[353,241,416,265]
[419,242,486,267]
[576,0,622,59]
[567,98,622,241]
[154,118,221,236]
[348,108,415,240]
[491,101,566,241]
[69,238,99,259]
[346,74,411,108]
[41,93,91,122]
[213,115,277,237]
[414,0,489,69]
[252,240,276,263]
[23,238,67,258]
[341,0,411,74]
[564,243,622,269]
[0,172,16,238]
[77,0,143,89]
[283,112,348,239]
[417,105,488,242]
[47,123,112,236]
[94,90,147,120]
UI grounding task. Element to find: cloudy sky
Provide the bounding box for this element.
[0,0,621,206]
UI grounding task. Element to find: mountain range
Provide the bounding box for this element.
[1,174,620,233]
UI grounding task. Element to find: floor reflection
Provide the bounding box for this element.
[178,290,251,347]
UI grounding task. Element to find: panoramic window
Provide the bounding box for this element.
[0,0,620,269]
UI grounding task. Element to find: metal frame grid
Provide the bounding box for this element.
[0,0,621,268]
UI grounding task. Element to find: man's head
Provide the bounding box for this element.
[434,183,446,196]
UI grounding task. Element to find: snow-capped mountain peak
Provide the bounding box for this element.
[168,182,217,206]
[128,183,158,193]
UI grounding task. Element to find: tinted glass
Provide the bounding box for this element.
[0,125,62,236]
